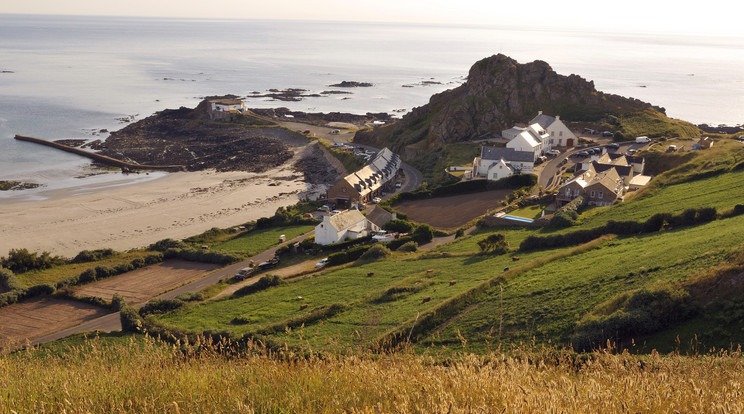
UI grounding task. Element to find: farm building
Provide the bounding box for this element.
[314,209,369,245]
[365,205,396,233]
[326,148,401,207]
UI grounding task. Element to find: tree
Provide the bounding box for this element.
[478,234,509,255]
[413,224,434,244]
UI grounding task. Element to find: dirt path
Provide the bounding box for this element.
[74,260,220,305]
[0,298,108,351]
[212,259,319,299]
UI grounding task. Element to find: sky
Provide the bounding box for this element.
[2,0,744,35]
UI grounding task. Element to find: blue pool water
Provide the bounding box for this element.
[502,215,534,223]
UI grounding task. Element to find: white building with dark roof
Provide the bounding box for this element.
[529,111,577,147]
[472,146,534,180]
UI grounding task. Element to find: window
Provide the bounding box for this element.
[599,191,603,199]
[590,190,595,197]
[559,131,563,137]
[551,131,555,136]
[565,188,571,196]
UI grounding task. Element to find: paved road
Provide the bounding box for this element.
[29,230,316,348]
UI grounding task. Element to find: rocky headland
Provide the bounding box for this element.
[355,53,668,152]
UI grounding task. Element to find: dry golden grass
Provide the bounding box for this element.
[2,335,744,413]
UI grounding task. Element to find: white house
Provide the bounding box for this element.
[209,98,245,113]
[314,209,368,245]
[506,128,543,160]
[529,111,577,147]
[472,147,534,180]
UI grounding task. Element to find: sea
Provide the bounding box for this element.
[1,14,743,202]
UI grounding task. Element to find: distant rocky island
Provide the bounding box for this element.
[328,81,373,88]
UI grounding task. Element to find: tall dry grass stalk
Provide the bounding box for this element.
[1,334,743,413]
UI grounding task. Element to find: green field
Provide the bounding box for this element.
[211,225,314,256]
[426,213,744,351]
[15,250,154,287]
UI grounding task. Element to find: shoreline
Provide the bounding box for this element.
[0,159,325,258]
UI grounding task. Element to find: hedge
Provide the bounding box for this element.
[120,305,145,332]
[318,236,373,253]
[139,298,185,317]
[232,275,284,297]
[256,303,348,335]
[56,253,165,289]
[521,206,719,251]
[163,248,239,265]
[327,245,371,266]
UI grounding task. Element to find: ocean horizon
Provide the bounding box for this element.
[1,14,743,200]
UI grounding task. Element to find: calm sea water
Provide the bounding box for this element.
[1,14,743,199]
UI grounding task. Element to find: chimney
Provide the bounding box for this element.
[538,110,543,115]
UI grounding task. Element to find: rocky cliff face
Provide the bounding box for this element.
[356,54,661,152]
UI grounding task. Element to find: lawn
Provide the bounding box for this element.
[211,225,314,256]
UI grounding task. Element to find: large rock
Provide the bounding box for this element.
[356,54,660,152]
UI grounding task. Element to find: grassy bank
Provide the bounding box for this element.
[3,334,743,412]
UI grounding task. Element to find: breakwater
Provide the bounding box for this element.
[14,135,186,172]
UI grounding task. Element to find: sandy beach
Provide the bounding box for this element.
[0,157,324,258]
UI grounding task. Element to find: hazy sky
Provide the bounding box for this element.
[3,0,743,35]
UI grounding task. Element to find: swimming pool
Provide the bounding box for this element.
[502,215,534,223]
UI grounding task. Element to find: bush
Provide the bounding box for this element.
[25,283,55,297]
[385,236,415,251]
[163,248,238,265]
[360,245,392,260]
[412,224,434,244]
[0,267,25,291]
[397,241,418,252]
[549,210,577,228]
[111,293,126,311]
[455,228,465,239]
[120,306,144,332]
[383,219,414,234]
[232,275,284,297]
[327,245,371,266]
[72,248,115,263]
[477,234,509,254]
[175,291,204,302]
[94,265,112,279]
[149,238,188,252]
[79,268,97,283]
[0,248,66,274]
[319,236,373,252]
[138,298,185,316]
[131,258,146,268]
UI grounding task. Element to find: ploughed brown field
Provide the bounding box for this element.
[394,189,511,229]
[74,260,220,305]
[0,298,108,350]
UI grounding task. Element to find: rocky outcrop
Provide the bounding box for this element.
[355,54,662,152]
[99,99,301,173]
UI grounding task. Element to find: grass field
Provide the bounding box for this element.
[15,250,154,287]
[427,213,744,351]
[211,225,314,256]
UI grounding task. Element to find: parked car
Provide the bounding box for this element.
[577,151,589,157]
[635,136,650,144]
[330,210,342,216]
[315,258,329,268]
[372,197,381,204]
[330,129,340,134]
[372,231,396,243]
[234,267,254,280]
[547,149,561,156]
[395,182,402,188]
[257,257,280,270]
[602,131,614,137]
[627,148,637,155]
[317,205,330,212]
[606,143,620,149]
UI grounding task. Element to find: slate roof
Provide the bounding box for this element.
[480,146,535,162]
[343,148,401,197]
[365,206,394,228]
[529,113,557,129]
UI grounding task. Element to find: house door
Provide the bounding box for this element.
[566,138,574,146]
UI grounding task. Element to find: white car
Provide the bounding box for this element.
[372,197,381,204]
[315,258,329,268]
[330,210,342,216]
[547,149,561,156]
